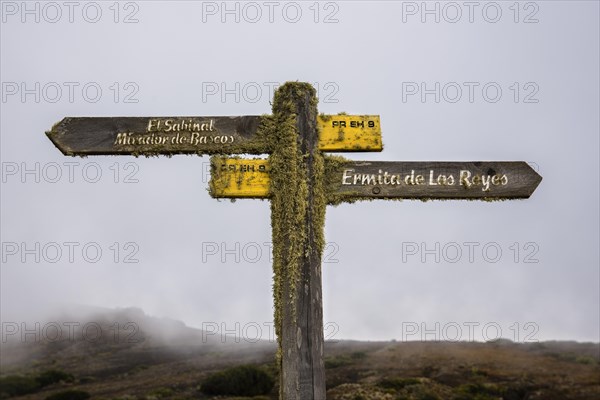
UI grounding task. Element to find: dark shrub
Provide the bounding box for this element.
[377,377,421,390]
[200,365,275,396]
[324,356,352,369]
[36,370,74,387]
[452,383,503,400]
[45,389,90,400]
[0,375,40,398]
[0,369,76,398]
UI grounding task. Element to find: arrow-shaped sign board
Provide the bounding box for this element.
[46,115,382,156]
[46,116,266,156]
[326,160,542,200]
[210,158,542,201]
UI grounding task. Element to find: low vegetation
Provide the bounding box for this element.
[45,390,90,400]
[0,369,74,399]
[200,364,275,396]
[1,310,597,399]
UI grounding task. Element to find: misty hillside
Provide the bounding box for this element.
[1,308,598,400]
[1,307,274,375]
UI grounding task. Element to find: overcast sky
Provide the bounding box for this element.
[1,1,598,344]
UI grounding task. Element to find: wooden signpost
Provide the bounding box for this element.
[210,158,541,200]
[46,82,541,400]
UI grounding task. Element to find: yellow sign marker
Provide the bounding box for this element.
[211,115,382,198]
[210,157,270,198]
[317,115,382,152]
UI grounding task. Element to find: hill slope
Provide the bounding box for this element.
[1,308,598,399]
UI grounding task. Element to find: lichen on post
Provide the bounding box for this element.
[269,82,326,399]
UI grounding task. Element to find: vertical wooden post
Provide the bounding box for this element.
[270,82,326,399]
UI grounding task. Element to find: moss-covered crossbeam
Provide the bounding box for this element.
[46,114,381,156]
[210,157,542,201]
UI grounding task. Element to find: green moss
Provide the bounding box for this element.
[319,113,332,122]
[323,155,361,205]
[208,85,327,391]
[268,82,326,393]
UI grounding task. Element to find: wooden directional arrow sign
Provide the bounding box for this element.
[46,116,268,156]
[325,160,542,201]
[210,157,542,200]
[46,115,381,156]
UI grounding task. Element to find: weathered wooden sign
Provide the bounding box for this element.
[46,115,382,156]
[46,116,267,155]
[210,157,542,200]
[326,160,541,200]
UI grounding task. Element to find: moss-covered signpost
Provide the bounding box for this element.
[268,84,327,397]
[47,81,541,399]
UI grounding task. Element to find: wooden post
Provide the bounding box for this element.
[270,82,326,399]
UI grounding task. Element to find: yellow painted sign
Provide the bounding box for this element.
[317,115,382,152]
[210,157,270,198]
[211,115,382,198]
